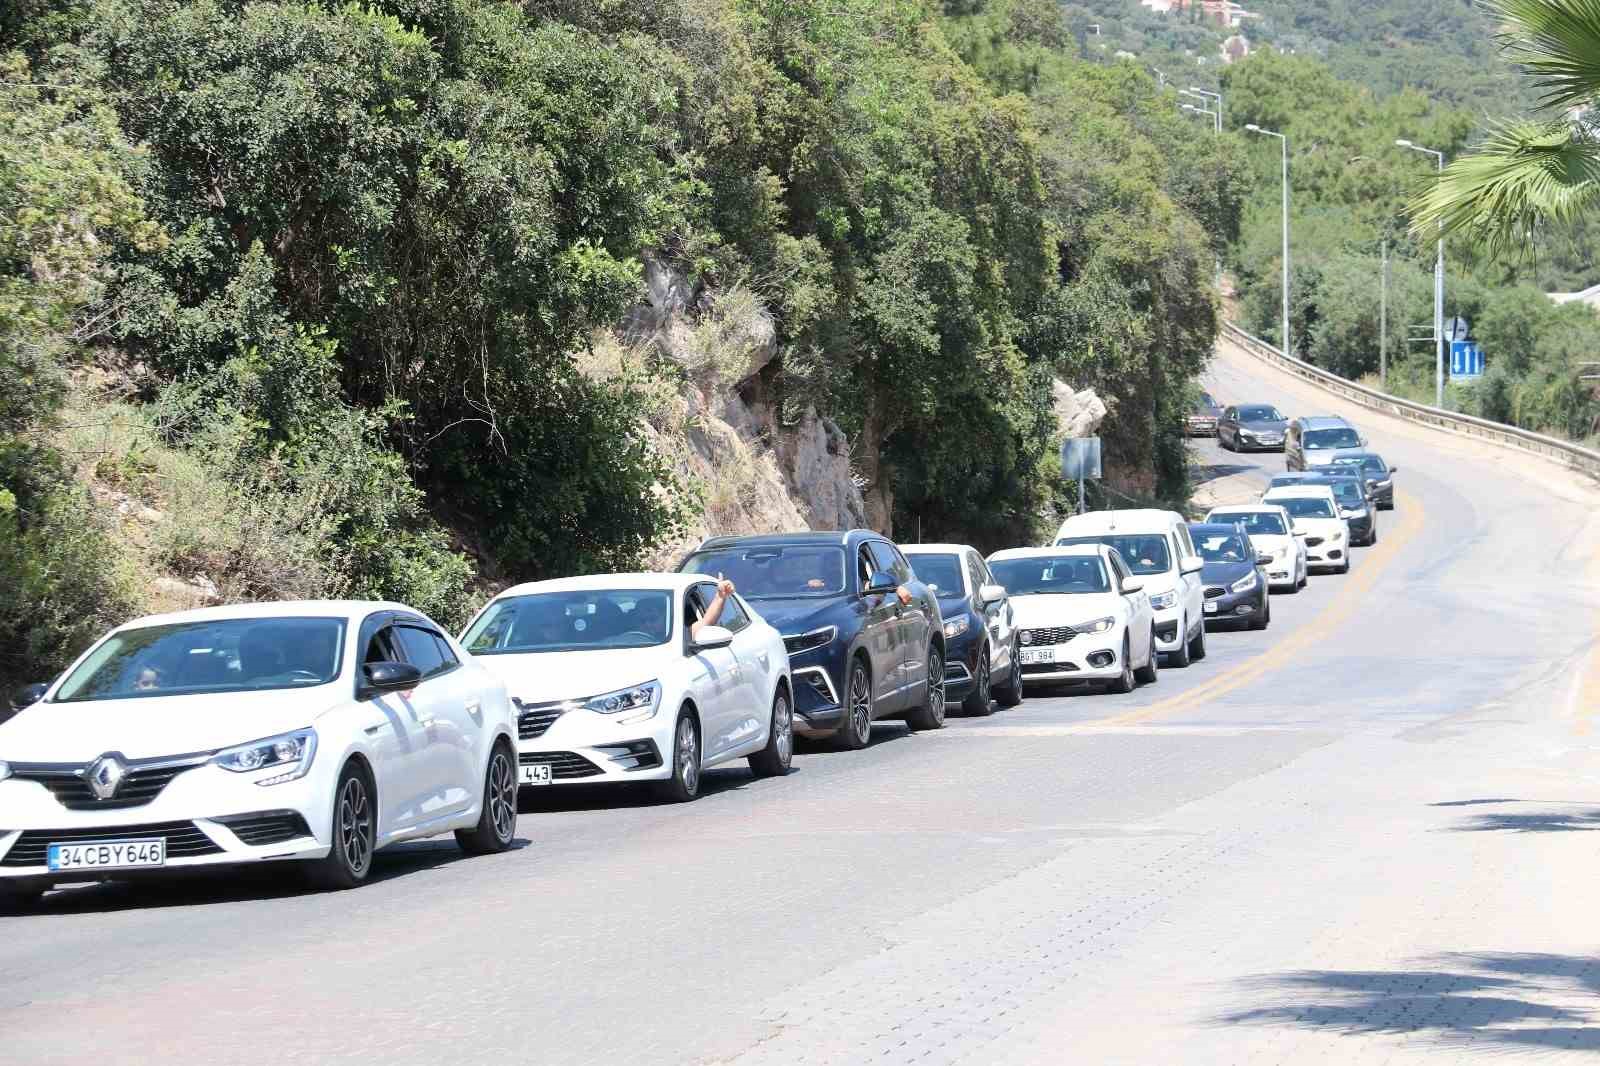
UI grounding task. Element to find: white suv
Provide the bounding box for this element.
[1054,509,1208,667]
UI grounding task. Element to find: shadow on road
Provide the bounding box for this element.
[1431,798,1600,832]
[1215,953,1600,1052]
[24,836,532,915]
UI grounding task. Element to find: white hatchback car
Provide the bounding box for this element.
[0,602,519,907]
[986,545,1158,693]
[1262,487,1350,574]
[460,574,793,802]
[1205,504,1308,592]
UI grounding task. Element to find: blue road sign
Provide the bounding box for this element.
[1450,340,1484,379]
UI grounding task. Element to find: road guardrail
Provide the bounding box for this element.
[1222,321,1600,484]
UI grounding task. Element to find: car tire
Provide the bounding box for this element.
[1165,614,1192,668]
[748,686,794,777]
[1339,552,1351,575]
[836,658,874,750]
[906,645,947,731]
[455,740,518,856]
[657,710,702,802]
[1107,635,1136,694]
[962,647,995,717]
[308,761,376,891]
[993,640,1023,707]
[1134,628,1159,684]
[1369,525,1379,546]
[1188,618,1208,661]
[1249,595,1271,630]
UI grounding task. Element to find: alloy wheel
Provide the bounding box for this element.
[337,775,373,876]
[775,691,793,766]
[488,749,516,843]
[849,665,871,744]
[976,655,990,706]
[676,715,699,795]
[927,650,946,724]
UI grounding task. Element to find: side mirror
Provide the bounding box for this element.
[863,570,899,596]
[9,682,47,712]
[1121,579,1145,595]
[1179,555,1204,575]
[978,583,1007,606]
[1256,551,1273,565]
[691,625,734,650]
[1387,465,1398,474]
[361,660,422,699]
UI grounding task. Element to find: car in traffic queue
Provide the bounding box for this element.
[1187,523,1271,630]
[678,531,947,748]
[1185,390,1223,436]
[1204,504,1307,592]
[986,545,1158,694]
[1262,486,1351,574]
[0,602,520,907]
[1285,415,1366,471]
[1327,451,1397,510]
[1265,472,1378,546]
[1055,509,1208,667]
[1217,403,1289,452]
[460,574,793,803]
[902,544,1022,715]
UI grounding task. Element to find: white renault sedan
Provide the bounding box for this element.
[0,602,519,907]
[1262,487,1350,574]
[986,545,1158,693]
[460,574,793,802]
[1205,504,1308,592]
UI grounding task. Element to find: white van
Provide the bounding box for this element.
[1053,509,1208,667]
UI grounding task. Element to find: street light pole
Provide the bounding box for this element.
[1180,103,1219,134]
[1247,124,1291,357]
[1380,237,1389,390]
[1189,87,1223,133]
[1397,139,1446,407]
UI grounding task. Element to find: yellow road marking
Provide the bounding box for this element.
[1083,488,1428,727]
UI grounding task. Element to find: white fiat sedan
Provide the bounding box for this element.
[460,574,793,802]
[0,602,519,907]
[1262,486,1350,574]
[985,545,1157,694]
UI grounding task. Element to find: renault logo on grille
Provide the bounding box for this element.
[86,754,127,801]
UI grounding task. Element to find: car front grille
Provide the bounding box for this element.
[10,761,203,811]
[1204,586,1227,599]
[212,810,313,847]
[1,820,223,867]
[1022,662,1078,675]
[518,751,602,779]
[516,700,569,740]
[1020,625,1077,647]
[1306,537,1325,547]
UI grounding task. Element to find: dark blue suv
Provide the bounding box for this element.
[679,531,947,748]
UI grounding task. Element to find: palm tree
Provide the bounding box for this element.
[1409,0,1600,255]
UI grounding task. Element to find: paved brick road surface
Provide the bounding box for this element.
[3,337,1600,1064]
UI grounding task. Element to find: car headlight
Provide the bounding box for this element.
[782,626,836,656]
[1272,546,1288,560]
[1332,530,1345,541]
[584,681,662,725]
[213,729,318,786]
[1075,616,1116,634]
[1149,590,1178,610]
[1230,573,1258,594]
[943,615,970,639]
[0,760,10,782]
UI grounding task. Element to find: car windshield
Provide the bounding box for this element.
[53,617,346,702]
[1239,405,1283,422]
[1323,480,1364,505]
[1212,511,1287,535]
[1304,427,1361,450]
[1333,455,1388,476]
[463,590,674,653]
[1268,475,1308,489]
[990,555,1110,594]
[907,553,964,596]
[1274,497,1336,518]
[1195,533,1250,563]
[1055,535,1171,576]
[681,544,846,598]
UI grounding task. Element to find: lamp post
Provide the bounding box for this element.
[1396,139,1446,408]
[1153,66,1167,88]
[1188,86,1223,133]
[1246,123,1291,358]
[1181,102,1219,133]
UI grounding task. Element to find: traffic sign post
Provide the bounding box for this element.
[1061,437,1102,515]
[1449,340,1484,380]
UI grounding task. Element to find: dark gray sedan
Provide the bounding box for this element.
[1218,403,1288,452]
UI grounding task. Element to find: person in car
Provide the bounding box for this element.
[690,577,737,640]
[134,666,162,692]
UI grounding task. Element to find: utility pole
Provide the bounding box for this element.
[1247,124,1291,357]
[1380,238,1389,389]
[1398,139,1447,407]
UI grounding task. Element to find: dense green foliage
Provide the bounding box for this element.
[0,0,1232,687]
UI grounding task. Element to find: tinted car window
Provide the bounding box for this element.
[1274,497,1336,518]
[683,544,847,598]
[1304,427,1361,450]
[393,624,449,678]
[869,541,910,583]
[908,553,964,595]
[965,553,987,596]
[990,556,1110,594]
[1213,511,1287,535]
[1056,535,1171,576]
[1195,533,1250,563]
[463,590,674,653]
[1239,405,1284,421]
[717,593,751,633]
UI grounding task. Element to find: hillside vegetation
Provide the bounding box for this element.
[0,0,1235,689]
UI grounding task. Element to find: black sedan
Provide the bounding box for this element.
[1187,523,1270,630]
[1218,403,1289,452]
[1327,452,1397,510]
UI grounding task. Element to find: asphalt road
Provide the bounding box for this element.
[6,336,1600,1064]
